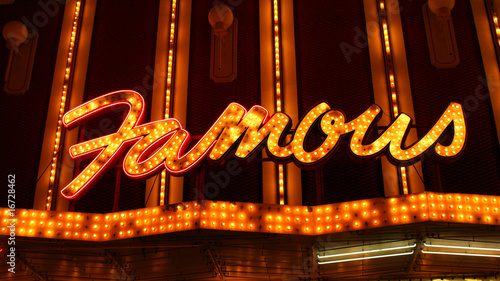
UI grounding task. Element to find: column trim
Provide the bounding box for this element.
[281,0,301,205]
[146,0,173,207]
[168,0,192,204]
[364,0,400,197]
[471,0,500,145]
[386,1,425,194]
[260,0,278,204]
[34,0,94,210]
[56,0,97,211]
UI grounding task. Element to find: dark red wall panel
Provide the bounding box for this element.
[75,0,159,212]
[294,0,384,206]
[0,0,65,208]
[400,0,500,195]
[183,0,262,203]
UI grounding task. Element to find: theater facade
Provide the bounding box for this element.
[1,0,500,280]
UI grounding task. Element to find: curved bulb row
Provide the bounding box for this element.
[217,106,269,159]
[61,91,146,199]
[290,103,340,163]
[347,103,466,163]
[164,104,247,172]
[124,120,180,177]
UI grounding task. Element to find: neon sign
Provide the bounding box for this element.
[61,90,466,200]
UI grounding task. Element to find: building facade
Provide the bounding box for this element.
[1,0,500,279]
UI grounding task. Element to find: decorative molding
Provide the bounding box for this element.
[471,0,500,146]
[210,18,237,83]
[3,33,37,95]
[0,0,15,5]
[423,2,460,69]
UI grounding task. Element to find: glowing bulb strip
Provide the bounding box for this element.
[278,165,285,205]
[318,250,414,265]
[317,243,416,259]
[273,0,285,205]
[423,242,500,252]
[491,11,500,47]
[1,192,498,241]
[379,0,408,194]
[401,167,408,194]
[160,0,178,206]
[165,0,177,119]
[273,0,281,112]
[421,250,500,258]
[45,1,82,210]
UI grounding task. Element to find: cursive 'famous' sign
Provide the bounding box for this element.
[61,91,467,200]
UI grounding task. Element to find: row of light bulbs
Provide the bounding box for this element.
[160,0,179,206]
[273,0,285,205]
[379,0,409,194]
[46,1,82,210]
[493,10,500,48]
[3,192,498,241]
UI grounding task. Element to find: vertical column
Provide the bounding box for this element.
[281,0,302,206]
[471,0,500,145]
[150,0,176,207]
[261,0,302,205]
[380,0,425,195]
[168,0,192,204]
[385,0,425,194]
[56,0,97,211]
[272,0,286,205]
[260,0,278,204]
[364,0,400,197]
[380,0,410,195]
[34,0,87,210]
